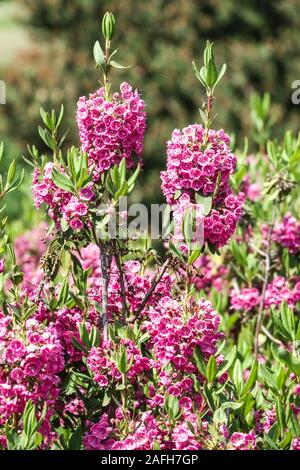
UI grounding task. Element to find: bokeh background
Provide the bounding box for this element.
[1,0,300,231]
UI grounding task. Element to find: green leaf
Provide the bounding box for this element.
[204,40,212,67]
[242,392,256,418]
[40,107,53,131]
[232,359,244,394]
[6,160,16,185]
[153,441,161,450]
[166,395,180,421]
[174,189,182,201]
[119,158,126,185]
[6,170,24,193]
[216,346,237,378]
[213,408,227,424]
[57,279,69,305]
[69,427,83,450]
[106,174,115,196]
[79,323,90,349]
[276,398,285,436]
[127,164,141,187]
[0,142,3,161]
[258,364,277,389]
[195,194,212,216]
[272,344,300,376]
[193,346,207,378]
[60,249,71,278]
[110,60,130,69]
[280,301,295,340]
[89,326,101,347]
[207,355,217,384]
[220,401,243,411]
[214,63,227,88]
[168,241,184,262]
[263,433,279,450]
[60,218,69,233]
[206,58,218,87]
[290,409,300,437]
[188,247,202,266]
[241,360,258,397]
[57,104,64,129]
[116,348,127,374]
[102,391,112,407]
[38,126,56,150]
[71,337,86,352]
[52,169,75,193]
[115,181,129,200]
[182,209,193,243]
[93,41,105,67]
[203,383,216,412]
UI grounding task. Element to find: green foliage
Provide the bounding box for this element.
[6,401,46,450]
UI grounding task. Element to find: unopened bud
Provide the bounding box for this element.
[102,12,116,41]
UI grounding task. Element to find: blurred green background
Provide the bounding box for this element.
[1,0,300,230]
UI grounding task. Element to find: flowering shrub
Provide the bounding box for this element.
[0,13,300,452]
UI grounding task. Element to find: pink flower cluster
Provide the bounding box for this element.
[112,412,161,450]
[0,314,64,424]
[264,276,300,309]
[161,125,236,204]
[147,297,223,374]
[172,412,203,450]
[83,414,114,450]
[230,276,300,313]
[255,409,276,434]
[161,125,242,248]
[77,82,146,179]
[14,223,48,295]
[87,339,152,387]
[273,213,300,254]
[292,438,300,450]
[32,163,94,230]
[230,287,260,313]
[51,306,97,363]
[229,431,257,450]
[64,399,85,416]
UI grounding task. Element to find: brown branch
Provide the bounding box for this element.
[114,248,129,316]
[100,246,112,341]
[135,257,171,316]
[254,213,275,359]
[261,325,283,347]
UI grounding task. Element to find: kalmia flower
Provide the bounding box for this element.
[273,213,300,254]
[87,339,152,387]
[0,315,64,424]
[229,431,257,450]
[32,163,93,231]
[77,82,146,179]
[292,438,300,450]
[83,414,114,450]
[230,288,260,313]
[161,124,242,248]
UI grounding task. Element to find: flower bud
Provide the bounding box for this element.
[102,12,116,41]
